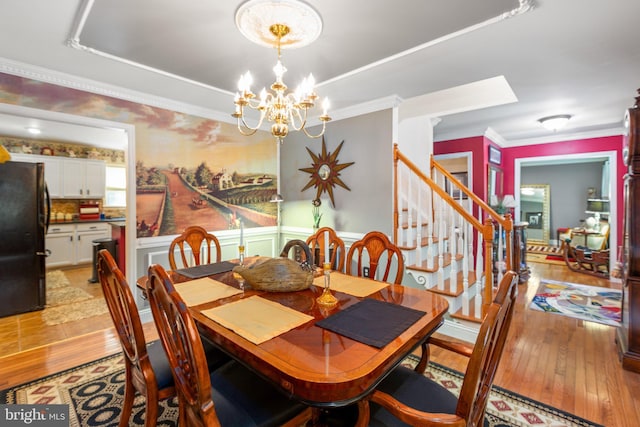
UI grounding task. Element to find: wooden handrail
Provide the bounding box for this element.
[393,144,516,317]
[394,146,483,230]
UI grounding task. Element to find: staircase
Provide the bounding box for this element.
[393,145,516,335]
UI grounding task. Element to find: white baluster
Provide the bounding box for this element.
[448,205,457,294]
[437,195,445,290]
[426,185,434,270]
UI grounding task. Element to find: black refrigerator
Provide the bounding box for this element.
[0,161,49,317]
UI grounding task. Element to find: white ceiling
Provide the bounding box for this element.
[0,0,638,146]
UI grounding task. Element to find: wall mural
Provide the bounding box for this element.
[0,73,277,238]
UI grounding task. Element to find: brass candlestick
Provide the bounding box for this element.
[316,262,337,307]
[233,245,246,290]
[238,245,245,266]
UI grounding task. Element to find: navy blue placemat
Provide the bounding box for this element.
[315,298,426,348]
[174,261,237,279]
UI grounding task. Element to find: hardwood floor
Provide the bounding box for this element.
[0,265,113,358]
[0,260,639,426]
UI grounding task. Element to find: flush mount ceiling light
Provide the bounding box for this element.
[538,114,572,132]
[233,0,331,143]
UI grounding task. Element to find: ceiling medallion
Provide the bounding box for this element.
[232,0,331,143]
[299,137,354,207]
[235,0,322,49]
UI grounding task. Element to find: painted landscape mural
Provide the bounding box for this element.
[0,73,277,238]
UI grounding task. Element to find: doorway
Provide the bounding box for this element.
[514,151,618,274]
[0,103,137,287]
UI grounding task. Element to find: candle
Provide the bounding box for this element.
[239,220,244,247]
[324,231,330,265]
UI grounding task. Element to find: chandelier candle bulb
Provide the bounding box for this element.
[232,5,331,143]
[240,220,244,247]
[322,98,329,116]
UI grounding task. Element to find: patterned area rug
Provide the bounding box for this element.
[0,352,603,427]
[43,270,109,326]
[527,245,562,255]
[530,279,622,326]
[526,252,567,266]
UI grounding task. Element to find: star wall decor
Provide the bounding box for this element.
[299,137,354,207]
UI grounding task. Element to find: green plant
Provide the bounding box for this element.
[312,198,322,228]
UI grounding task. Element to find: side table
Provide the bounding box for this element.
[514,222,530,283]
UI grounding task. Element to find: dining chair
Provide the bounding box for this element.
[168,225,221,270]
[346,231,405,284]
[280,238,314,269]
[306,226,346,271]
[97,249,175,427]
[146,263,312,427]
[355,270,519,427]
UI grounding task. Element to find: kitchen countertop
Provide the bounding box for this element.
[49,217,126,225]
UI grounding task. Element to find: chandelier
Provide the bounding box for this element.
[232,0,331,143]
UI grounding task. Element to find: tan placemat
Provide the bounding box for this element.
[200,295,314,345]
[313,272,389,298]
[175,278,242,306]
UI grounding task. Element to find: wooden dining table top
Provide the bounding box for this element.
[140,260,449,407]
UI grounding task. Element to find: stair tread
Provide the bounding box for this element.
[406,253,465,272]
[397,235,446,251]
[421,271,478,297]
[450,297,484,324]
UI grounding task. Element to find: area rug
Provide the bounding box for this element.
[526,252,568,266]
[527,245,562,255]
[0,352,603,427]
[43,271,109,326]
[530,278,621,326]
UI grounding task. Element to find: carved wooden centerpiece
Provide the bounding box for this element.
[233,257,314,292]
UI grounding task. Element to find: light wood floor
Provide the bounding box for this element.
[0,260,639,426]
[0,265,113,358]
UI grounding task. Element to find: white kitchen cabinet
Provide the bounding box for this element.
[46,224,75,268]
[75,223,110,264]
[10,153,63,197]
[84,161,106,198]
[46,222,110,267]
[62,158,106,198]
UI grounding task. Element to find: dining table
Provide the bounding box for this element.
[138,258,449,409]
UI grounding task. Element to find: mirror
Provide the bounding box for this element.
[488,165,503,198]
[520,184,550,245]
[318,164,331,180]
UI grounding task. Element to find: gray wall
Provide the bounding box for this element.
[280,109,394,235]
[521,161,604,236]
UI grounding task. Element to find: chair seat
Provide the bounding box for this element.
[210,360,308,427]
[368,365,458,427]
[146,338,230,391]
[146,340,174,390]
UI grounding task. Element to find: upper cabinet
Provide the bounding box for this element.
[10,153,105,199]
[11,153,63,197]
[62,158,105,198]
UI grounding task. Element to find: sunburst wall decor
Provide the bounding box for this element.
[299,137,354,207]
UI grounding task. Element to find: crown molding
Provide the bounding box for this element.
[0,57,404,132]
[0,57,234,124]
[307,95,402,126]
[502,127,625,147]
[484,126,508,147]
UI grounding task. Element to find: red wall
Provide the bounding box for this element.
[434,135,503,201]
[437,134,624,245]
[434,136,486,199]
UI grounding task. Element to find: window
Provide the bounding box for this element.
[105,165,126,207]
